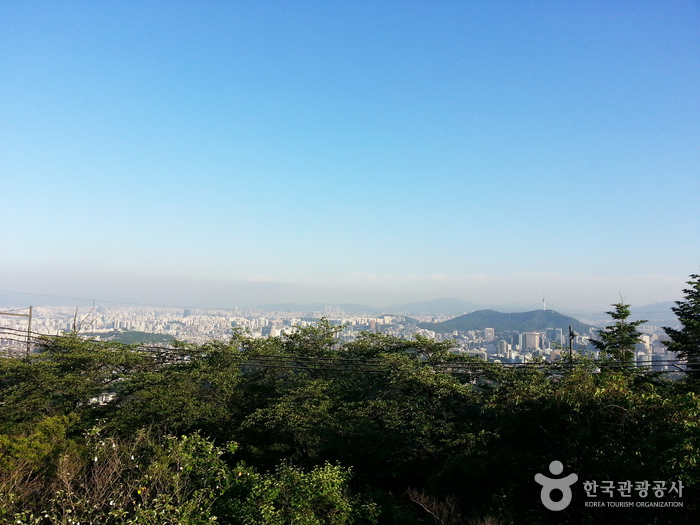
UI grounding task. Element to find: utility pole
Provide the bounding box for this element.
[27,305,32,356]
[0,306,33,357]
[568,325,576,367]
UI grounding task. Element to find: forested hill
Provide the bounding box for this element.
[419,309,593,334]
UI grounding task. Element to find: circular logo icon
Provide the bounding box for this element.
[534,460,578,511]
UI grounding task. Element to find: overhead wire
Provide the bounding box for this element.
[0,307,32,314]
[0,326,696,375]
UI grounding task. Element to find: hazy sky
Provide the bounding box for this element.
[1,1,699,311]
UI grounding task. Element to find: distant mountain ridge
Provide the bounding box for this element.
[576,301,679,327]
[418,309,593,334]
[255,298,483,316]
[251,298,679,324]
[256,297,520,316]
[256,303,374,315]
[382,297,484,315]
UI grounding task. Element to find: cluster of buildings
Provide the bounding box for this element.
[0,305,680,371]
[0,305,412,347]
[422,326,677,370]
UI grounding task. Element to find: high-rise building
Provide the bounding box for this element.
[546,328,563,346]
[521,332,541,350]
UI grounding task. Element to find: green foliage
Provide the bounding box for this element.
[468,363,700,523]
[664,274,700,375]
[84,330,176,344]
[229,462,378,525]
[0,415,78,492]
[108,341,246,437]
[0,427,234,524]
[591,302,646,363]
[280,319,343,357]
[419,309,592,334]
[126,432,233,524]
[0,334,151,433]
[1,314,699,524]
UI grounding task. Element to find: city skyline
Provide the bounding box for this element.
[0,301,678,372]
[2,1,699,312]
[0,283,682,322]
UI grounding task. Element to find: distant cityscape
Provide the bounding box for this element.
[0,302,681,371]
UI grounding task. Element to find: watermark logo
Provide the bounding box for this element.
[535,460,578,511]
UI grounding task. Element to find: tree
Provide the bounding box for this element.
[0,333,152,433]
[590,302,646,363]
[228,462,379,525]
[664,273,700,374]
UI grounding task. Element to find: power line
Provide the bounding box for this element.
[0,326,695,375]
[0,307,32,313]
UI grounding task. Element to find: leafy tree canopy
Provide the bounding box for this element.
[590,302,646,363]
[664,273,700,374]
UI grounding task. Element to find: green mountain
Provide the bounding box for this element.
[419,309,593,334]
[84,330,175,344]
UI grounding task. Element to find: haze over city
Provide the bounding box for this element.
[2,1,699,313]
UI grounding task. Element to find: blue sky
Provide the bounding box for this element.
[1,1,699,311]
